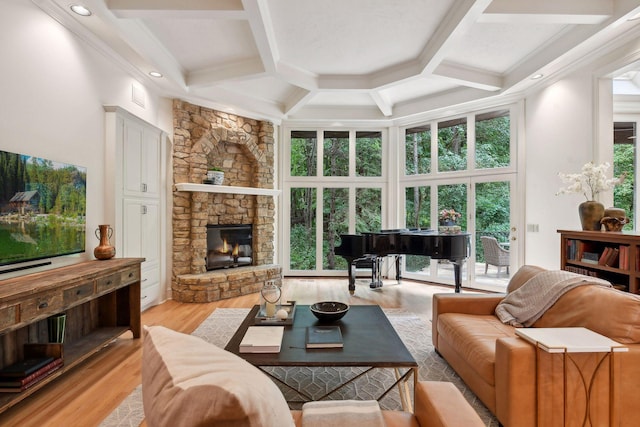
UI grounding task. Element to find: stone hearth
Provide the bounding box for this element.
[171,100,281,303]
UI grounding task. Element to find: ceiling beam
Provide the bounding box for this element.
[241,0,278,74]
[186,58,266,88]
[283,87,315,116]
[417,0,494,74]
[370,91,393,117]
[276,61,319,91]
[433,62,502,91]
[480,0,611,24]
[106,0,246,19]
[500,2,640,95]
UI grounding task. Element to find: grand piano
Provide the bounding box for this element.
[334,229,470,293]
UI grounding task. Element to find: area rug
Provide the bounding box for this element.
[100,308,498,426]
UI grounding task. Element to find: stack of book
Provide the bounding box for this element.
[239,326,284,353]
[598,247,620,267]
[0,356,63,393]
[305,326,344,349]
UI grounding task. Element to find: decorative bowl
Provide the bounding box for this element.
[310,301,350,322]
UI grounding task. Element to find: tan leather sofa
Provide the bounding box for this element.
[432,265,640,427]
[292,381,484,427]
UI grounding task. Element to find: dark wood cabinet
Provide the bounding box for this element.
[558,230,640,294]
[0,258,143,413]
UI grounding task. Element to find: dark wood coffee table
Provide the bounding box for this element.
[225,304,418,410]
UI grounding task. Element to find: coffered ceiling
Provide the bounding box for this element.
[35,0,640,122]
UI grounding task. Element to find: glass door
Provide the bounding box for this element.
[472,176,516,292]
[402,175,516,291]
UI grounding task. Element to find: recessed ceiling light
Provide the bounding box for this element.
[531,73,544,80]
[149,71,163,78]
[70,5,91,16]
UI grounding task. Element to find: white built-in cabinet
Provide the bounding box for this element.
[105,106,165,311]
[122,119,160,199]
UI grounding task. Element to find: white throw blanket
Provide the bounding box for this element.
[301,400,386,427]
[495,270,611,327]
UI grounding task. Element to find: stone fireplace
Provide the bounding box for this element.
[171,100,281,303]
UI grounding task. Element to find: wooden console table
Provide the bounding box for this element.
[516,327,627,426]
[0,258,143,413]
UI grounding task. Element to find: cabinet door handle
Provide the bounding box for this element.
[141,205,147,215]
[141,183,147,192]
[38,301,49,309]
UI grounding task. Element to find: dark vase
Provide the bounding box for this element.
[94,224,116,260]
[578,201,605,231]
[439,220,455,226]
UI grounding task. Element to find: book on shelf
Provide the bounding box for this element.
[564,266,600,277]
[605,248,620,267]
[239,326,284,353]
[598,247,612,265]
[0,358,63,392]
[305,326,344,349]
[619,246,629,270]
[0,357,55,378]
[581,252,599,264]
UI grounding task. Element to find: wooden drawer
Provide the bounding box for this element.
[63,282,95,305]
[96,272,122,293]
[120,267,140,286]
[0,304,19,330]
[21,293,64,322]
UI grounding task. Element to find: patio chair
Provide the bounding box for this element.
[480,236,510,274]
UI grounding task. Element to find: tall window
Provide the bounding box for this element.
[289,131,318,270]
[289,187,316,270]
[401,107,516,289]
[285,129,384,274]
[613,121,636,230]
[476,110,510,169]
[405,186,431,273]
[438,118,467,172]
[323,131,349,176]
[405,125,431,175]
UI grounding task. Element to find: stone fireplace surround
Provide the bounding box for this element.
[171,100,281,303]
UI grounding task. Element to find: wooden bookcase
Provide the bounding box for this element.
[558,230,640,294]
[0,258,143,413]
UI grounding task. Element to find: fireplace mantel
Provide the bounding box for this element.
[175,183,281,197]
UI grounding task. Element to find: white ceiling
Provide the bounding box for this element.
[35,0,640,123]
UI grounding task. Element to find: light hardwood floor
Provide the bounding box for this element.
[0,277,458,427]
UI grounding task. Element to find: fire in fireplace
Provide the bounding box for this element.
[206,224,253,270]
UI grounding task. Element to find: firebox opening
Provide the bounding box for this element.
[206,224,253,270]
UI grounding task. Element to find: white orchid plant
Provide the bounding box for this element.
[556,162,625,201]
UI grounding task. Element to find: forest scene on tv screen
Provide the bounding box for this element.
[0,150,87,266]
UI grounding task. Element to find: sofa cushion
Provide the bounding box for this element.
[506,265,546,293]
[141,325,295,427]
[437,313,516,385]
[534,285,640,344]
[302,400,385,427]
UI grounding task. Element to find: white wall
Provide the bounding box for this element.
[522,34,640,269]
[0,0,172,269]
[524,71,598,268]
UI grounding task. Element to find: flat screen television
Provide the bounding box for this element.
[0,149,87,274]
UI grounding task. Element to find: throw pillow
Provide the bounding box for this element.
[506,265,546,293]
[142,325,295,427]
